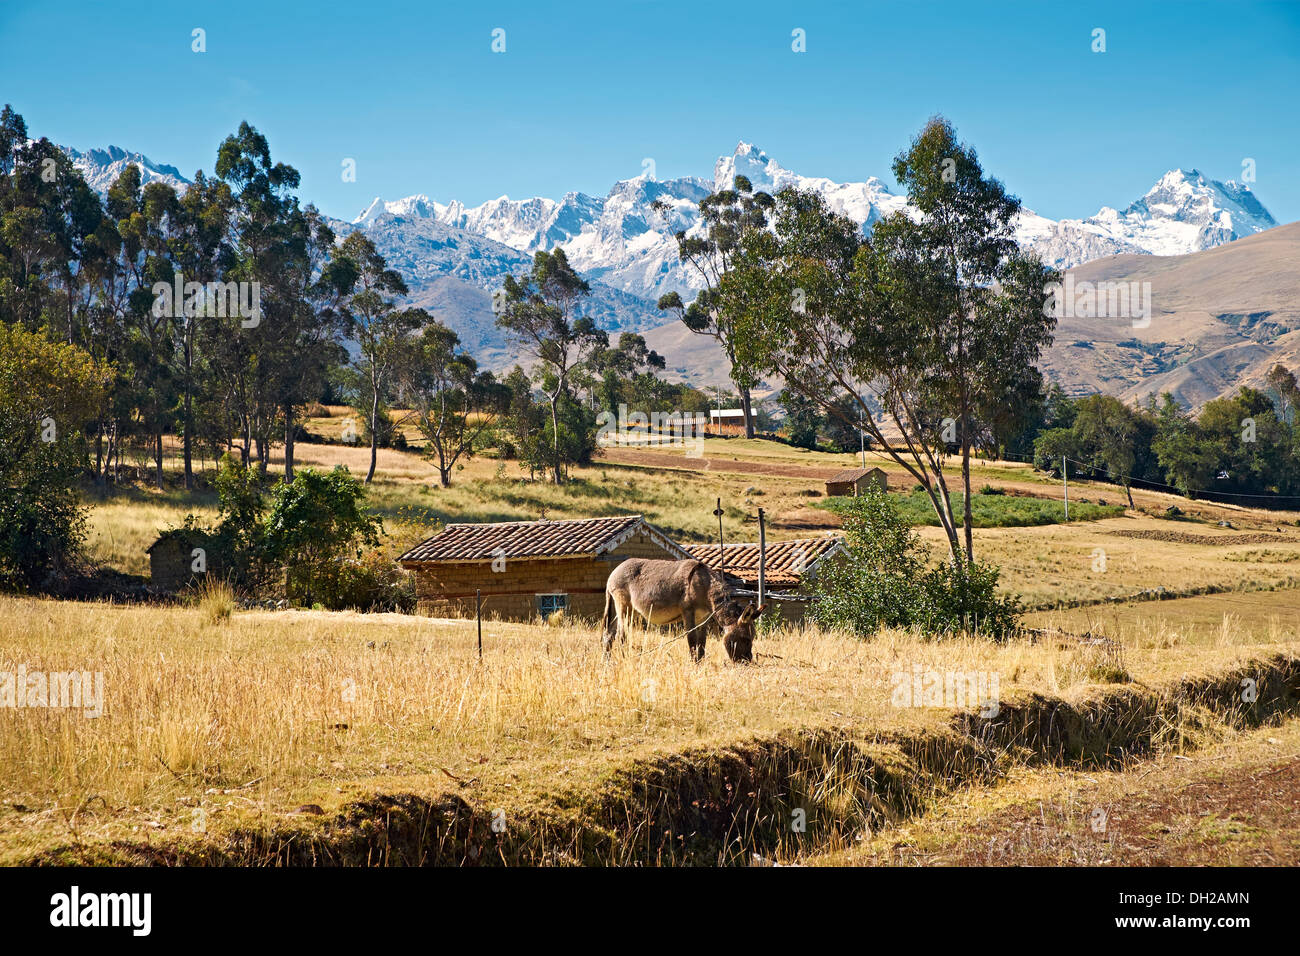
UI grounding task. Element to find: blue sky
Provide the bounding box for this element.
[2,0,1298,223]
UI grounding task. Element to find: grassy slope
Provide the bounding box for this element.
[2,591,1297,864]
[809,717,1300,866]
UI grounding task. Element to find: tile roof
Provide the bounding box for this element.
[398,515,691,565]
[827,467,885,484]
[686,536,846,586]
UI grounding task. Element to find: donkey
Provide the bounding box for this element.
[602,558,769,662]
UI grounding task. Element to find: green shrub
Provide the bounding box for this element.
[262,466,382,607]
[312,549,414,612]
[810,488,1022,639]
[913,560,1022,640]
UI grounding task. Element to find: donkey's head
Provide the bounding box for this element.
[719,602,769,663]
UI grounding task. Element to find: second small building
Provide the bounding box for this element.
[398,514,692,620]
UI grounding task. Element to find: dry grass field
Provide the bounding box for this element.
[5,431,1297,865]
[1,589,1296,864]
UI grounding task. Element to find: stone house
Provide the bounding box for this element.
[398,514,691,621]
[825,466,887,497]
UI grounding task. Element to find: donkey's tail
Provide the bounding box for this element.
[602,587,616,636]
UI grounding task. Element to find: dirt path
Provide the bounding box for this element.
[817,721,1300,866]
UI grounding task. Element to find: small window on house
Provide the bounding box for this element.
[537,593,568,617]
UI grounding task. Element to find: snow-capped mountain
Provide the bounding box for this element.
[1022,169,1278,269]
[60,140,1282,373]
[61,145,191,195]
[714,142,908,227]
[349,144,1279,301]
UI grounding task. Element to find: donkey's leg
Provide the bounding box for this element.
[682,606,704,662]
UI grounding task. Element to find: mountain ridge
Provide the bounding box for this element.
[58,139,1290,408]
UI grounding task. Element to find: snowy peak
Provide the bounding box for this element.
[355,190,606,253]
[714,141,786,192]
[1124,168,1276,239]
[1027,167,1277,267]
[712,141,906,230]
[353,194,441,224]
[61,144,191,195]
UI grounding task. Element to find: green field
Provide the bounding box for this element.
[821,490,1126,528]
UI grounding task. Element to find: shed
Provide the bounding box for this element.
[398,515,692,621]
[685,536,847,623]
[708,407,754,436]
[825,466,887,497]
[146,528,215,592]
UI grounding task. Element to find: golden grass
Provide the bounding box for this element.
[927,517,1300,609]
[1,591,1296,863]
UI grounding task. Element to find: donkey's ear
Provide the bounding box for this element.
[755,603,772,618]
[737,604,756,624]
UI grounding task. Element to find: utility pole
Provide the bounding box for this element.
[1062,455,1069,521]
[859,417,866,468]
[757,508,766,609]
[713,497,726,571]
[476,588,483,660]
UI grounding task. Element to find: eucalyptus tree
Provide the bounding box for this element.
[725,118,1057,566]
[654,175,773,438]
[496,248,606,483]
[405,320,508,487]
[335,231,419,484]
[215,121,305,472]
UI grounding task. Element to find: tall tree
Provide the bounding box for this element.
[724,119,1057,566]
[497,248,605,484]
[168,170,234,488]
[215,121,304,473]
[1072,394,1142,507]
[405,320,508,486]
[655,175,773,438]
[335,231,417,484]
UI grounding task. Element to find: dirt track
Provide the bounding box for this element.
[600,447,1300,531]
[852,725,1300,866]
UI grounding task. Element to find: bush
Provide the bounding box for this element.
[311,550,414,612]
[0,437,88,590]
[0,326,104,591]
[913,560,1022,640]
[809,488,925,634]
[262,466,382,606]
[810,488,1022,639]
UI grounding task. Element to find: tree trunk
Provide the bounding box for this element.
[155,432,164,489]
[284,409,296,482]
[1125,482,1134,509]
[740,386,755,439]
[548,393,562,485]
[182,348,193,490]
[961,433,974,563]
[366,389,380,484]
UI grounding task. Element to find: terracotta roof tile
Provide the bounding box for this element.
[686,537,846,586]
[399,515,690,565]
[827,467,885,484]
